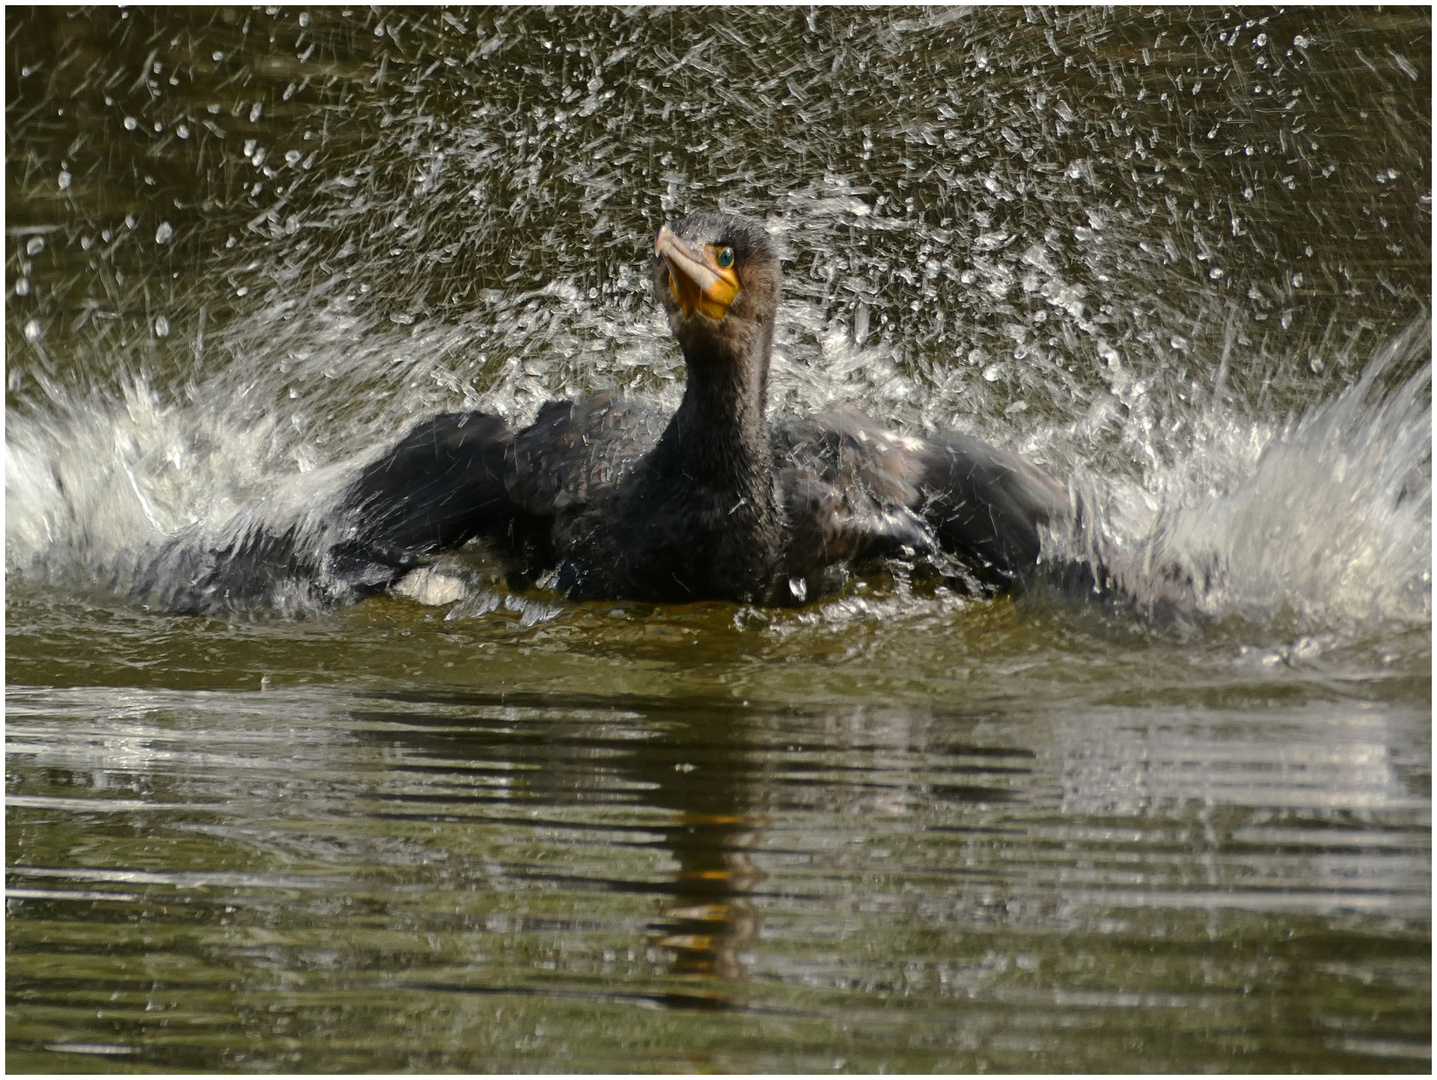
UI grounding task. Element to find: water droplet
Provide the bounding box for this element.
[15,277,30,296]
[154,315,170,337]
[22,319,42,343]
[212,50,224,62]
[123,116,138,130]
[58,171,71,190]
[155,221,174,245]
[1291,272,1303,288]
[177,124,189,139]
[1292,34,1310,49]
[1209,267,1224,279]
[25,237,44,256]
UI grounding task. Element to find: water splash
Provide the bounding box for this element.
[1050,320,1431,628]
[4,8,1430,632]
[5,373,364,613]
[8,314,1428,631]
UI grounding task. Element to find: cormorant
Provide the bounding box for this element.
[331,212,1070,607]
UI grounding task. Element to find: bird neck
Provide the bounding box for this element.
[663,331,773,493]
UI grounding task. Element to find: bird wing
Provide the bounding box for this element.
[773,403,1069,590]
[915,430,1069,586]
[337,410,517,571]
[331,396,667,596]
[772,404,937,583]
[508,391,668,521]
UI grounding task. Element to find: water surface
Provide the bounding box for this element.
[6,7,1430,1071]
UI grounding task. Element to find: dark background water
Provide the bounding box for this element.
[6,6,1431,1072]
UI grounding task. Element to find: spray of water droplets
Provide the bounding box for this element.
[5,8,1429,629]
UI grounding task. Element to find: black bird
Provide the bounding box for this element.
[331,212,1070,608]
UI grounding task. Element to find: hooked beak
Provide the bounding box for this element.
[655,225,740,321]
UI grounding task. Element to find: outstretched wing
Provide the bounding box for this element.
[508,391,668,523]
[128,412,520,615]
[332,395,668,595]
[335,411,517,576]
[917,430,1069,585]
[773,403,1069,592]
[773,404,935,584]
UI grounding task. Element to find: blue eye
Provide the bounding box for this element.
[717,247,734,269]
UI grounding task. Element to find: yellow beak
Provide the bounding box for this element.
[655,225,741,321]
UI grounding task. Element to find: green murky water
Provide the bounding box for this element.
[6,7,1430,1071]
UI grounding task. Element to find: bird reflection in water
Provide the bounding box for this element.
[629,712,766,1008]
[361,692,768,1011]
[649,810,763,985]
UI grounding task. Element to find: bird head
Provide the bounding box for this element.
[652,213,780,360]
